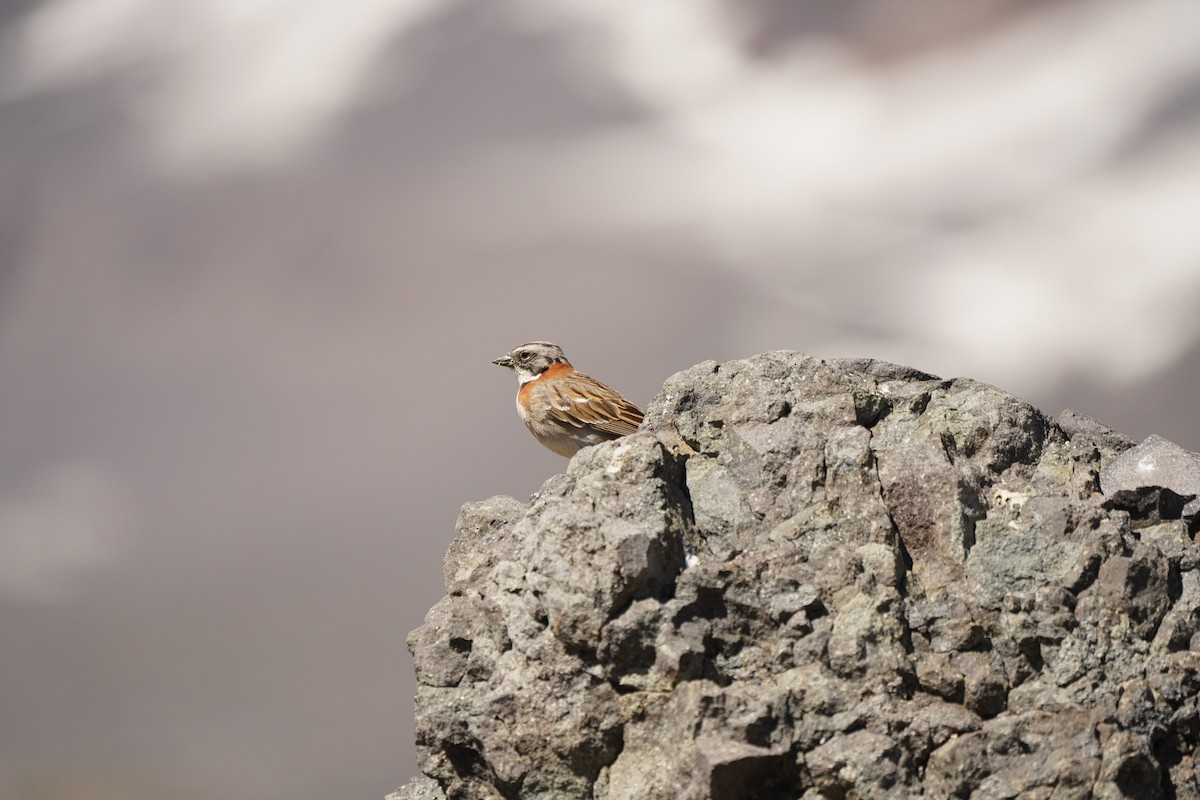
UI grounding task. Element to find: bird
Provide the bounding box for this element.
[492,341,644,457]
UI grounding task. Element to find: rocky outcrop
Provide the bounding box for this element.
[393,353,1200,799]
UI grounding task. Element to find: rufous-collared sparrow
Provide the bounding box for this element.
[492,341,644,457]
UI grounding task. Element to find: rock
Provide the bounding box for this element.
[401,353,1200,798]
[1057,409,1135,463]
[1100,434,1200,522]
[387,777,446,800]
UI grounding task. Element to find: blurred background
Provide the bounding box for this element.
[1,0,1198,798]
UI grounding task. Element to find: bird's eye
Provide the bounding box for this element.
[519,352,533,362]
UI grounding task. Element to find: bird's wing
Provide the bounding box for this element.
[542,374,644,437]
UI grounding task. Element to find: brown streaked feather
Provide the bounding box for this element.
[538,372,643,437]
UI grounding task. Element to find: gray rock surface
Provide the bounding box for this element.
[1101,434,1200,521]
[388,777,446,800]
[399,352,1200,799]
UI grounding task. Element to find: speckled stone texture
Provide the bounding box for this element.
[394,353,1200,800]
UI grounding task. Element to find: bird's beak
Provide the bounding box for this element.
[492,355,514,368]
